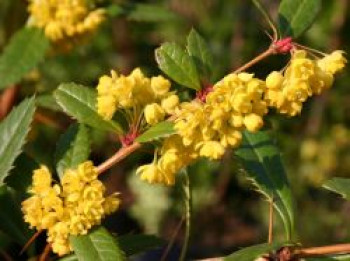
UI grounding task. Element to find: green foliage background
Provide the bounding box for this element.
[1,0,350,260]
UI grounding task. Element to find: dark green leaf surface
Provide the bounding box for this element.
[5,153,38,194]
[235,130,294,240]
[0,97,36,184]
[136,121,175,143]
[0,27,49,90]
[186,29,214,82]
[55,124,90,179]
[119,234,165,256]
[155,42,201,90]
[54,83,122,133]
[278,0,322,38]
[323,178,350,200]
[70,226,126,261]
[0,185,32,244]
[36,94,62,112]
[224,242,288,261]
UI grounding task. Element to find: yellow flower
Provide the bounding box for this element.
[243,114,264,132]
[144,103,165,125]
[318,51,347,74]
[198,141,225,160]
[31,165,52,195]
[266,71,284,89]
[151,76,171,97]
[97,95,117,120]
[103,195,120,215]
[136,162,175,185]
[161,94,179,114]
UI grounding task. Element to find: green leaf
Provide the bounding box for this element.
[234,130,294,240]
[155,42,201,90]
[55,124,90,179]
[36,94,62,112]
[0,185,32,244]
[54,83,122,133]
[136,121,175,143]
[119,234,165,256]
[323,178,350,200]
[0,97,36,184]
[59,255,79,261]
[5,153,38,194]
[224,242,289,261]
[70,226,126,261]
[278,0,322,38]
[0,27,49,90]
[186,29,214,82]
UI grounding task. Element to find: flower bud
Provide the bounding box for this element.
[244,113,263,132]
[266,71,284,89]
[161,94,179,114]
[144,103,165,125]
[151,76,171,97]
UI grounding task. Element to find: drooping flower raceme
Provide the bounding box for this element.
[22,162,120,256]
[264,50,346,116]
[27,0,105,44]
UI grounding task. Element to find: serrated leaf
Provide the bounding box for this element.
[224,242,289,261]
[0,185,32,244]
[119,234,165,256]
[55,124,90,179]
[54,83,122,133]
[0,27,49,90]
[234,130,294,240]
[278,0,322,38]
[5,153,38,194]
[136,121,175,143]
[0,97,36,184]
[186,29,213,82]
[323,178,350,200]
[155,42,201,90]
[70,226,126,261]
[36,94,62,112]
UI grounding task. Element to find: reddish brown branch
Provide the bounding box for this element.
[295,243,350,258]
[39,243,51,261]
[0,85,18,120]
[20,230,43,255]
[96,142,142,175]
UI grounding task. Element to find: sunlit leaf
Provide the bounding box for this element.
[136,121,175,143]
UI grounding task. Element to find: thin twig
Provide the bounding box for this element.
[39,243,51,261]
[0,85,18,120]
[233,47,274,74]
[96,142,142,175]
[20,229,43,255]
[268,199,274,244]
[295,244,350,258]
[160,216,185,261]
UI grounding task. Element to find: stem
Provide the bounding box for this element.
[179,170,192,261]
[39,243,51,261]
[20,229,43,255]
[233,47,274,74]
[96,142,141,175]
[160,217,185,261]
[295,244,350,258]
[268,199,274,244]
[0,85,18,120]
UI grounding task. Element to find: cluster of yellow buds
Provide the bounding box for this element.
[97,68,179,124]
[264,50,346,116]
[22,161,120,256]
[27,0,105,43]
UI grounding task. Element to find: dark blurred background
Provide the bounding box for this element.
[1,0,350,260]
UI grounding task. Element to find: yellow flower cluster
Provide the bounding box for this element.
[27,0,105,43]
[97,68,179,124]
[264,50,346,116]
[22,162,120,256]
[137,73,268,185]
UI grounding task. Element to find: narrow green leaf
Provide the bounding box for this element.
[119,234,165,256]
[54,83,122,133]
[155,42,201,90]
[5,153,38,194]
[70,226,126,261]
[0,27,49,90]
[323,178,350,200]
[186,29,214,82]
[278,0,322,38]
[0,185,32,244]
[55,124,90,179]
[36,94,62,112]
[136,121,175,143]
[0,97,36,184]
[235,130,294,240]
[224,242,289,261]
